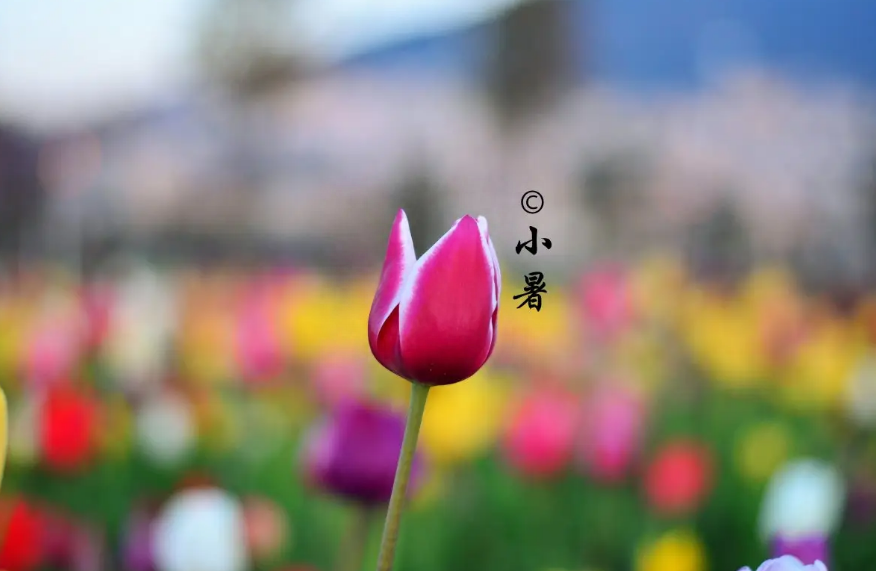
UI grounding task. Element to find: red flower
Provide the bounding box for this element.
[644,440,713,516]
[39,387,98,472]
[368,211,500,386]
[0,498,45,571]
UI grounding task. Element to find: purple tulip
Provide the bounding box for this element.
[739,555,828,571]
[122,511,154,571]
[301,401,425,504]
[772,535,829,567]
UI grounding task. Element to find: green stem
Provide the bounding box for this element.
[375,382,430,571]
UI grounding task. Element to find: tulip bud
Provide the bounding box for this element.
[368,211,500,386]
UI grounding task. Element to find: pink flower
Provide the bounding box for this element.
[577,384,645,483]
[368,210,501,386]
[502,388,580,479]
[739,555,828,571]
[577,266,634,342]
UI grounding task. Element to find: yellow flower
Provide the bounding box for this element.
[498,286,577,368]
[630,253,688,326]
[418,371,510,467]
[735,421,792,484]
[99,395,134,460]
[278,275,371,363]
[636,529,707,571]
[682,289,766,390]
[0,386,6,490]
[777,320,862,412]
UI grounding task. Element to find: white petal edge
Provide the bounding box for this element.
[372,210,417,333]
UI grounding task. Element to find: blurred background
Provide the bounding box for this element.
[1,0,876,570]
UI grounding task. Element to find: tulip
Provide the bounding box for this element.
[643,440,713,516]
[300,400,424,505]
[635,529,706,571]
[759,459,844,567]
[502,388,580,479]
[368,210,500,387]
[0,498,45,571]
[738,555,828,571]
[577,265,634,342]
[368,211,500,571]
[577,384,644,483]
[152,488,248,571]
[122,510,155,571]
[39,387,98,473]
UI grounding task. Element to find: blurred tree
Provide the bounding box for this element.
[391,160,446,256]
[196,0,305,98]
[576,151,649,258]
[685,198,752,287]
[488,0,576,126]
[0,125,46,266]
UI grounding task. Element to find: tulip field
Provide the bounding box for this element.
[0,252,874,571]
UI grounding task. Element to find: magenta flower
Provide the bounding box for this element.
[739,555,828,571]
[301,401,425,504]
[368,210,500,386]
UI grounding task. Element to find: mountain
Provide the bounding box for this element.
[337,0,876,90]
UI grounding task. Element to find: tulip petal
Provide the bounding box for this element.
[368,210,416,377]
[398,216,495,385]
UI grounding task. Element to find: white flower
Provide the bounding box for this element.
[739,555,828,571]
[759,459,845,540]
[153,488,249,571]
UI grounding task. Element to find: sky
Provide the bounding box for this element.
[0,0,522,131]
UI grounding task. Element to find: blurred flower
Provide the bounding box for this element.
[734,422,792,484]
[39,387,98,473]
[242,496,289,563]
[235,282,284,383]
[843,351,876,426]
[97,395,134,460]
[630,254,687,325]
[0,498,45,571]
[738,555,827,571]
[682,289,766,390]
[22,293,84,389]
[311,355,367,408]
[644,440,713,516]
[577,383,645,483]
[122,510,155,571]
[502,387,580,479]
[80,281,114,351]
[153,488,248,571]
[279,275,371,364]
[301,400,424,504]
[419,372,508,466]
[191,390,242,454]
[759,459,845,542]
[777,322,860,411]
[8,393,39,466]
[771,536,829,567]
[635,529,706,571]
[577,265,634,342]
[103,267,176,394]
[41,509,76,569]
[368,211,500,386]
[136,391,195,467]
[0,386,6,489]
